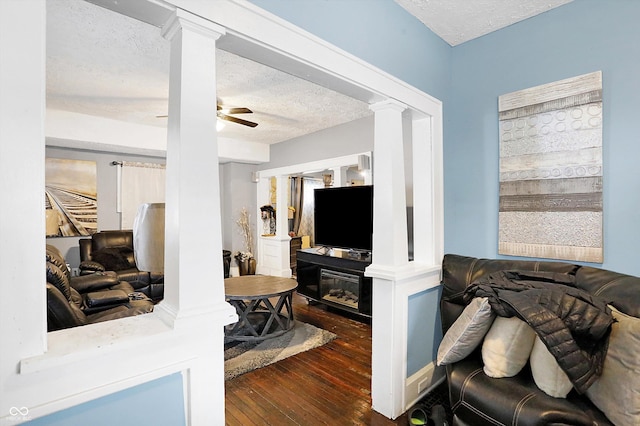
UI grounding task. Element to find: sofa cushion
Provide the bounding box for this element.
[437,297,495,365]
[586,306,640,426]
[530,335,573,398]
[482,316,536,378]
[91,246,135,271]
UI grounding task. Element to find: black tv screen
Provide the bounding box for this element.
[313,185,373,252]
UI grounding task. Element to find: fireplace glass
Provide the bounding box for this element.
[319,269,360,312]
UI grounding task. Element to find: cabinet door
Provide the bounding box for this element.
[295,259,319,300]
[359,276,372,316]
[290,237,302,273]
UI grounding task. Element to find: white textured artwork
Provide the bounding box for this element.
[498,71,603,263]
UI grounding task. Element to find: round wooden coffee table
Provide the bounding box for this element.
[224,275,298,342]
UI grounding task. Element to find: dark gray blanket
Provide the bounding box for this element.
[464,270,614,393]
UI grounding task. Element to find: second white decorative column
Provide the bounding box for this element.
[367,99,410,419]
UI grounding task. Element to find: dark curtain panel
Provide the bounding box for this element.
[291,176,304,235]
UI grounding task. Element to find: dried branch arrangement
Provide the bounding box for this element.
[236,207,254,260]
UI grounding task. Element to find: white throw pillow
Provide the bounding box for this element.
[586,306,640,426]
[437,297,495,365]
[530,336,573,398]
[482,316,536,378]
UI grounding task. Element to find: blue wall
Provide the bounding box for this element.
[27,373,185,425]
[445,0,640,275]
[407,286,443,375]
[249,0,452,103]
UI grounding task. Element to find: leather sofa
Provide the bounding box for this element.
[79,230,164,301]
[440,254,640,426]
[46,244,154,331]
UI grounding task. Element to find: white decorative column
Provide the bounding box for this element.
[256,174,292,277]
[276,175,289,238]
[410,115,445,266]
[370,100,409,266]
[330,166,348,187]
[367,99,410,419]
[367,102,445,419]
[160,10,236,425]
[411,117,435,264]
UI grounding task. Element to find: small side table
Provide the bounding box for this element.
[224,275,298,342]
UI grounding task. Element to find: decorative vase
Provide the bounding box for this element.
[238,258,257,275]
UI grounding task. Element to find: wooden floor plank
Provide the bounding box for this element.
[225,292,407,425]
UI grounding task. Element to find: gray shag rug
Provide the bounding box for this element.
[224,321,337,381]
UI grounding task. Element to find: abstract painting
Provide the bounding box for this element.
[45,158,97,237]
[498,71,603,263]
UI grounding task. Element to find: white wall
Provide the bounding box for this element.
[220,162,258,257]
[263,115,374,170]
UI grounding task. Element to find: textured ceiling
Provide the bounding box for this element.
[394,0,573,46]
[47,0,574,150]
[46,0,372,146]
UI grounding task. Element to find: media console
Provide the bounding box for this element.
[296,247,372,317]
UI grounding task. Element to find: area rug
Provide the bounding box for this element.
[224,321,337,381]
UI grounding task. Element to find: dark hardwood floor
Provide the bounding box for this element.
[225,292,409,425]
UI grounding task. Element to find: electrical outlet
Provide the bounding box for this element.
[71,267,80,277]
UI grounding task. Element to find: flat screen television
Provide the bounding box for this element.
[313,185,373,252]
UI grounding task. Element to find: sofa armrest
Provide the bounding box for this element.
[88,304,154,324]
[70,272,119,293]
[79,260,105,274]
[84,289,129,308]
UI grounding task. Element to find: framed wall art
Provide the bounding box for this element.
[498,71,603,263]
[45,158,97,237]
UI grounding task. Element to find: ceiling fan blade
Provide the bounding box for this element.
[160,108,258,127]
[218,113,258,128]
[217,105,253,114]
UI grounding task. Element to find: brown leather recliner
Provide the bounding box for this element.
[79,230,164,301]
[80,231,231,295]
[47,244,128,303]
[46,244,154,331]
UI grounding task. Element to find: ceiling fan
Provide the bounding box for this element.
[217,105,258,128]
[156,103,258,128]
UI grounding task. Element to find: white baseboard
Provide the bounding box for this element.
[405,362,446,411]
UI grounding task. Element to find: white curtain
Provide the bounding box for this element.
[298,178,323,246]
[118,161,165,229]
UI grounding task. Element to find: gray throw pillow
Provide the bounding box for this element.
[586,306,640,425]
[437,297,495,365]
